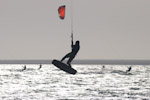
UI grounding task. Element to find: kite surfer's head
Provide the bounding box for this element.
[76,41,80,46]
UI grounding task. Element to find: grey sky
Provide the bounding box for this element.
[0,0,150,60]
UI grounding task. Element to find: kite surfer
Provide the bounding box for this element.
[38,64,42,70]
[126,66,132,73]
[61,33,80,67]
[102,66,105,69]
[22,65,26,71]
[51,2,78,74]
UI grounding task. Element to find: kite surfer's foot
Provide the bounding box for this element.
[67,63,72,68]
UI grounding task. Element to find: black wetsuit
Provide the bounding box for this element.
[61,41,80,66]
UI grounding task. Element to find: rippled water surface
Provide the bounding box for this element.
[0,64,150,100]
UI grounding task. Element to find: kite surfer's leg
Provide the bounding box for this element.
[61,53,71,62]
[67,56,74,67]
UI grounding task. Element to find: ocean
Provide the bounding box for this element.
[0,64,150,100]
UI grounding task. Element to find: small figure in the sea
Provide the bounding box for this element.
[61,33,80,67]
[102,65,105,69]
[38,64,42,70]
[22,65,26,71]
[126,66,132,73]
[101,65,105,72]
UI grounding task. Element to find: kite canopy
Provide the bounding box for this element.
[58,5,66,19]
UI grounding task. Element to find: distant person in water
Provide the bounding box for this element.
[102,66,105,69]
[101,65,105,72]
[126,66,132,73]
[22,65,26,71]
[38,64,42,70]
[61,36,80,67]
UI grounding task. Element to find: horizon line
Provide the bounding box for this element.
[0,59,150,65]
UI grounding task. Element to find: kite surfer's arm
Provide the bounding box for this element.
[71,33,73,48]
[71,40,73,48]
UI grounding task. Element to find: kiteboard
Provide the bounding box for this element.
[52,59,77,74]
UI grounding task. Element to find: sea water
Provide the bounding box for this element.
[0,64,150,100]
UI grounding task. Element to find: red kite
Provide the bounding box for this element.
[58,5,66,19]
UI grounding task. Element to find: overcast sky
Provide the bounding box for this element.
[0,0,150,60]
